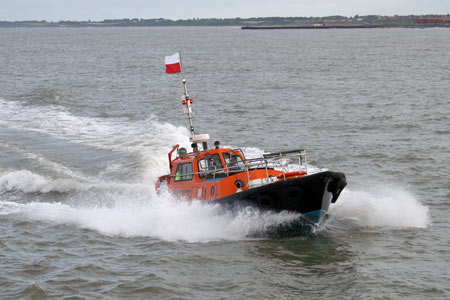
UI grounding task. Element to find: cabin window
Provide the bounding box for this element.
[174,163,193,181]
[223,152,245,170]
[198,154,223,178]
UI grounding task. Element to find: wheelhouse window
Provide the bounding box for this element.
[198,154,223,178]
[223,152,245,170]
[174,163,193,181]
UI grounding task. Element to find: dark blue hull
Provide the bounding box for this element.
[213,171,347,236]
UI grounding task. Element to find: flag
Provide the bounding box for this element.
[165,52,182,74]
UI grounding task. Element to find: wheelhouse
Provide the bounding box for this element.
[157,144,308,201]
[170,147,247,181]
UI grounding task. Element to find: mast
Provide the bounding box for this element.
[178,53,209,151]
[179,53,195,137]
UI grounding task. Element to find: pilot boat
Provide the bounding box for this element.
[156,55,347,235]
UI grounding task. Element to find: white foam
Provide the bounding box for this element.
[0,98,188,151]
[0,143,96,181]
[0,190,300,242]
[241,147,265,159]
[0,98,189,183]
[0,169,153,196]
[330,184,430,228]
[0,170,85,194]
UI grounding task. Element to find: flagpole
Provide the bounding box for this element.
[179,52,189,100]
[179,52,195,137]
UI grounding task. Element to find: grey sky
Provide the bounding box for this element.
[1,0,449,21]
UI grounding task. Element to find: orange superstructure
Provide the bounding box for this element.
[156,144,307,201]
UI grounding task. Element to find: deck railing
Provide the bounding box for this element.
[170,149,308,185]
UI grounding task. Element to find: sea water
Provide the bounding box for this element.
[0,27,449,299]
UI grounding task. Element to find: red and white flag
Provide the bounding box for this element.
[165,52,182,74]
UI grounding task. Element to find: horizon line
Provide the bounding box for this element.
[2,13,450,23]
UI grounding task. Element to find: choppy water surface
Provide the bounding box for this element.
[0,27,449,299]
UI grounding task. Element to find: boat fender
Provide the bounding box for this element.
[257,195,273,208]
[280,186,303,210]
[284,186,302,199]
[328,177,347,203]
[327,180,337,193]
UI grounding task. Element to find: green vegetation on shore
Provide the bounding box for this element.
[1,14,450,28]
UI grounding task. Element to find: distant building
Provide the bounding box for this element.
[314,21,324,27]
[416,18,450,25]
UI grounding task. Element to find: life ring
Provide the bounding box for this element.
[277,171,306,179]
[234,179,245,189]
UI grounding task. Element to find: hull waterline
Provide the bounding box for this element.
[209,171,347,235]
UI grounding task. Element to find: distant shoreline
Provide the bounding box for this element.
[1,14,450,28]
[241,24,450,29]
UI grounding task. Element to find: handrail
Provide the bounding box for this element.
[168,144,179,173]
[263,148,305,158]
[169,150,308,183]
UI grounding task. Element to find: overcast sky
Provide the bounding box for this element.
[1,0,449,21]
